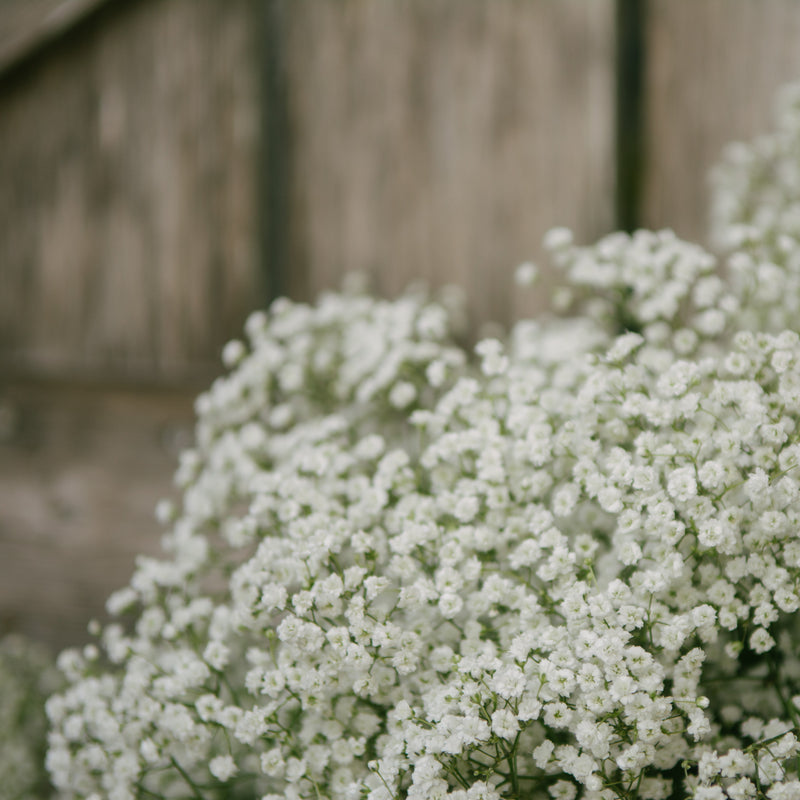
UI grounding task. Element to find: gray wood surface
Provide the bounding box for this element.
[280,0,616,329]
[0,381,193,650]
[0,0,264,383]
[642,0,800,245]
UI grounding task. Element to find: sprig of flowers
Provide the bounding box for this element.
[46,80,800,800]
[711,82,800,334]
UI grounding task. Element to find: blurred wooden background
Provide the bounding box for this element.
[2,0,800,650]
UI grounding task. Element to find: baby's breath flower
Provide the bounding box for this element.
[46,79,800,800]
[514,261,539,287]
[209,755,238,782]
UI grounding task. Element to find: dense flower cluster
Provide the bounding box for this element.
[542,226,735,350]
[47,82,800,800]
[0,634,58,800]
[711,82,800,333]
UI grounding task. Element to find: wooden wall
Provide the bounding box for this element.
[0,0,264,383]
[3,0,800,650]
[279,0,616,326]
[0,380,193,648]
[642,0,800,245]
[0,0,264,650]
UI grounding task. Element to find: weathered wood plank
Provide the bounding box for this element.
[0,0,264,382]
[642,0,800,246]
[280,0,616,329]
[0,381,195,650]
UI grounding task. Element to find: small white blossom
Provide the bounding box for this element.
[209,755,238,782]
[515,261,539,287]
[490,709,519,740]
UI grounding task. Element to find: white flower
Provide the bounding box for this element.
[285,757,307,783]
[490,709,519,740]
[607,332,645,362]
[533,740,555,769]
[552,483,579,517]
[209,755,238,782]
[438,593,464,619]
[667,466,698,503]
[202,640,230,671]
[515,261,539,287]
[489,665,526,699]
[543,226,574,252]
[750,627,776,654]
[389,381,417,409]
[261,747,285,777]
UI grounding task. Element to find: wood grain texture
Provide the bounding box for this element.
[0,0,264,382]
[280,0,616,330]
[0,381,194,650]
[643,0,800,246]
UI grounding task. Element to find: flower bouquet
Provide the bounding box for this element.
[46,85,800,800]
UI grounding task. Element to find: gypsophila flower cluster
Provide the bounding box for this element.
[0,634,59,800]
[711,81,800,333]
[544,227,736,351]
[47,81,800,800]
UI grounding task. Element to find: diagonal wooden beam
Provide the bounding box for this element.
[0,0,118,77]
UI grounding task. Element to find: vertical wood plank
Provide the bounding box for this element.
[643,0,800,246]
[281,0,616,329]
[0,0,264,382]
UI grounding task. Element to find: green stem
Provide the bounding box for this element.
[169,757,207,800]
